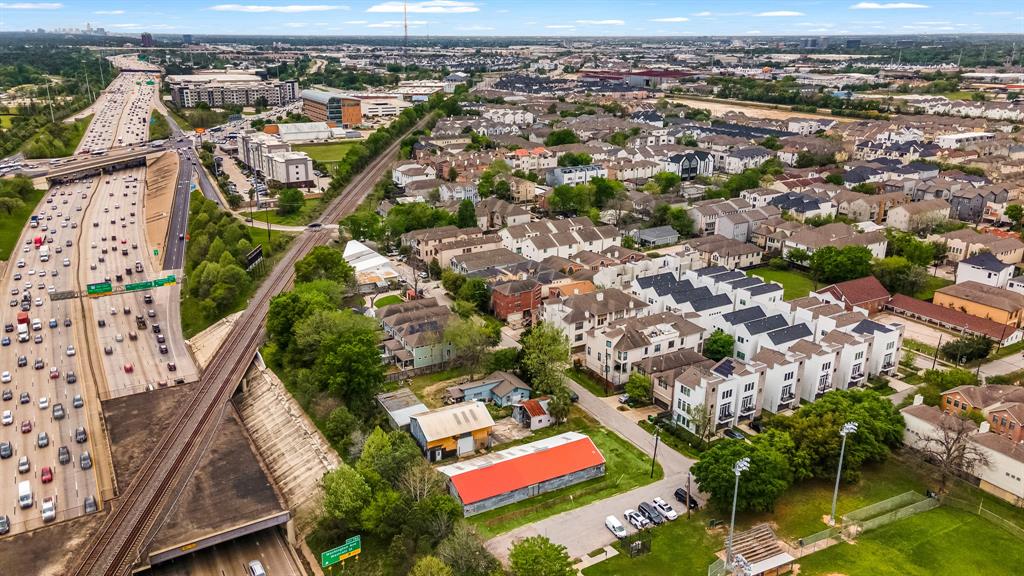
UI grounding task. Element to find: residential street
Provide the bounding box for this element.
[485,377,698,562]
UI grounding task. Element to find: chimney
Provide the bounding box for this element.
[979,421,990,434]
[912,394,924,406]
[596,292,604,302]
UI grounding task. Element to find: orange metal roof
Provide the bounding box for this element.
[449,437,605,505]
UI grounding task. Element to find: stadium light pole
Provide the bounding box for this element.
[830,421,859,526]
[726,457,750,570]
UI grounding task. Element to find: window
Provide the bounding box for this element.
[719,406,731,420]
[737,336,746,344]
[606,340,611,348]
[654,344,662,353]
[784,371,794,381]
[722,389,733,400]
[575,334,583,342]
[575,321,584,330]
[819,374,829,387]
[736,351,745,359]
[681,387,691,397]
[946,397,952,405]
[855,351,864,360]
[822,362,832,372]
[668,340,675,349]
[781,385,792,398]
[743,382,755,393]
[954,400,960,408]
[886,341,895,350]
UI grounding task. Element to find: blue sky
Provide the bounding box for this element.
[1,1,1021,36]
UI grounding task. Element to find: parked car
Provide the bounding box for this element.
[624,508,650,530]
[723,428,745,440]
[618,393,630,404]
[674,487,699,510]
[652,497,678,521]
[638,501,666,525]
[605,515,628,539]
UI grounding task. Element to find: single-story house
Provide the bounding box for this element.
[437,431,606,516]
[815,276,891,314]
[409,401,495,462]
[376,388,429,431]
[634,225,680,247]
[513,397,554,430]
[444,371,532,407]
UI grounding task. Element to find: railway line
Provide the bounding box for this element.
[69,113,431,575]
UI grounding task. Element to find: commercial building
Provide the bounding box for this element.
[237,131,315,188]
[437,431,606,516]
[300,89,363,126]
[410,401,494,462]
[933,281,1024,327]
[167,73,298,108]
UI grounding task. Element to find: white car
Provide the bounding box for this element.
[624,509,650,530]
[1,371,10,383]
[1,410,12,425]
[653,497,678,521]
[605,515,628,539]
[66,345,76,357]
[39,396,49,410]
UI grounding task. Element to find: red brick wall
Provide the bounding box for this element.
[492,286,542,320]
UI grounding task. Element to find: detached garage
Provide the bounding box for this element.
[437,431,606,516]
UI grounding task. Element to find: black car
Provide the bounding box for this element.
[66,371,77,384]
[638,501,666,526]
[0,441,12,459]
[723,428,746,440]
[674,488,700,510]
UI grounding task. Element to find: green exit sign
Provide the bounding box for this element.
[321,535,361,568]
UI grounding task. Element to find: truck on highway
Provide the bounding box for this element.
[18,481,32,509]
[39,245,49,262]
[17,312,28,325]
[30,215,38,228]
[33,235,43,248]
[17,323,28,343]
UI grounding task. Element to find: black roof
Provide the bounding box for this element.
[728,277,763,290]
[667,285,713,304]
[635,272,677,290]
[961,252,1009,273]
[710,270,746,283]
[748,283,783,296]
[743,314,789,336]
[713,358,736,378]
[769,192,823,214]
[722,306,766,326]
[694,266,729,277]
[767,323,814,345]
[851,319,893,335]
[691,293,733,312]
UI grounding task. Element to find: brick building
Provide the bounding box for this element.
[491,279,542,326]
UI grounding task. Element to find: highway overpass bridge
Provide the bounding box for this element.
[41,146,172,184]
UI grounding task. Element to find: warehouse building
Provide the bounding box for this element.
[437,431,606,516]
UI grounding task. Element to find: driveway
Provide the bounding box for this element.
[875,313,949,348]
[485,377,698,562]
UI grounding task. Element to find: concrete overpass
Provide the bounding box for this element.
[42,145,172,184]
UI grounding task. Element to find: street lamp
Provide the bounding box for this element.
[829,421,859,526]
[726,457,751,570]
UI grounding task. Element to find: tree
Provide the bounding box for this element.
[544,129,580,146]
[520,323,570,394]
[917,413,989,493]
[851,182,877,194]
[441,270,466,295]
[547,392,571,423]
[447,166,458,182]
[296,246,354,286]
[456,199,477,228]
[428,258,442,280]
[760,136,782,150]
[685,403,716,450]
[557,152,592,167]
[436,523,500,576]
[872,256,927,296]
[825,173,846,187]
[1005,204,1024,230]
[321,464,371,530]
[0,196,24,215]
[398,461,445,503]
[625,372,652,404]
[940,334,993,363]
[508,536,574,576]
[457,277,490,312]
[786,247,810,265]
[294,310,385,413]
[341,210,382,241]
[621,235,637,249]
[809,245,873,285]
[703,330,735,362]
[324,405,359,448]
[652,171,681,194]
[691,432,794,513]
[277,187,305,215]
[444,317,493,378]
[410,556,453,576]
[357,427,422,488]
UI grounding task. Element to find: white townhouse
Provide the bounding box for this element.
[672,358,766,433]
[583,312,704,388]
[540,288,649,347]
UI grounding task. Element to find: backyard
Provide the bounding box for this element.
[747,267,816,300]
[913,274,953,301]
[0,187,45,261]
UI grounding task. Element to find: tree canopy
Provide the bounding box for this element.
[508,536,575,576]
[703,330,735,362]
[520,323,570,394]
[691,431,795,513]
[809,245,873,285]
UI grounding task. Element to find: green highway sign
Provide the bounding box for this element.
[153,249,159,256]
[86,282,112,296]
[124,275,177,293]
[321,535,361,568]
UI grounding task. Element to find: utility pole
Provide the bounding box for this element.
[649,426,660,479]
[830,422,858,526]
[931,333,942,370]
[726,457,750,571]
[686,472,692,520]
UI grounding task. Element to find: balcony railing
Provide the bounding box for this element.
[779,392,796,403]
[717,411,734,423]
[816,383,833,396]
[850,371,865,381]
[740,404,755,414]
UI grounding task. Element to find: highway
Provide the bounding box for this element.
[70,111,434,575]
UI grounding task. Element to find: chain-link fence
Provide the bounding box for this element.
[707,557,727,576]
[790,526,840,557]
[943,495,1024,541]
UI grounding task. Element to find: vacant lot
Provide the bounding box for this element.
[747,267,817,301]
[797,506,1023,575]
[294,141,356,164]
[914,275,953,301]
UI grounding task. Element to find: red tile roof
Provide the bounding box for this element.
[449,437,605,505]
[888,294,1014,342]
[818,276,890,306]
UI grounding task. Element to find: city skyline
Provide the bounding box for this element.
[1,0,1021,37]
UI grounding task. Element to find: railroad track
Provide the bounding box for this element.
[69,114,429,576]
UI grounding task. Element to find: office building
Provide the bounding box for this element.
[141,32,154,47]
[300,89,363,126]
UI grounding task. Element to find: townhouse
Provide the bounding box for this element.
[504,147,557,172]
[715,206,782,243]
[685,235,765,270]
[435,235,504,271]
[768,191,836,222]
[688,198,753,236]
[671,358,766,432]
[832,190,911,224]
[783,222,888,260]
[740,187,786,209]
[401,226,484,263]
[941,385,1024,444]
[661,151,715,181]
[393,162,438,188]
[583,312,704,389]
[955,252,1015,289]
[475,197,531,231]
[949,184,1010,223]
[721,146,774,174]
[933,229,1024,265]
[499,218,621,262]
[885,198,951,232]
[541,288,649,347]
[546,164,608,187]
[377,299,453,370]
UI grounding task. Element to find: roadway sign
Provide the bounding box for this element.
[86,282,112,296]
[321,535,361,568]
[245,245,263,270]
[153,249,159,256]
[124,275,177,293]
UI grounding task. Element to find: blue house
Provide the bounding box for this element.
[444,371,532,407]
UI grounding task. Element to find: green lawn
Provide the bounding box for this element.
[582,511,722,576]
[373,294,403,308]
[797,506,1023,576]
[249,197,323,226]
[914,275,953,301]
[469,423,663,538]
[567,367,614,397]
[0,188,46,261]
[0,114,15,128]
[294,141,357,165]
[747,267,816,300]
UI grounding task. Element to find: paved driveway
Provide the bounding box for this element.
[485,377,698,562]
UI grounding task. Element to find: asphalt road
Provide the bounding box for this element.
[143,527,301,576]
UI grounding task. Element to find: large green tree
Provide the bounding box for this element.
[293,309,385,413]
[456,199,477,228]
[436,523,499,576]
[321,463,371,532]
[276,187,305,215]
[809,245,873,285]
[544,129,581,146]
[872,256,927,296]
[520,322,570,394]
[691,430,794,513]
[444,316,494,378]
[508,536,575,576]
[625,372,653,404]
[410,556,453,576]
[703,330,735,362]
[295,245,354,286]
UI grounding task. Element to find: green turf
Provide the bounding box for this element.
[0,188,46,261]
[0,114,15,128]
[373,294,403,308]
[582,511,722,576]
[567,367,613,397]
[248,197,323,226]
[913,275,953,301]
[747,267,817,300]
[470,423,663,538]
[797,506,1024,576]
[293,141,357,164]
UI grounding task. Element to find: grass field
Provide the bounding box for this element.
[567,367,613,397]
[747,267,817,300]
[0,188,46,261]
[913,275,953,301]
[470,421,663,538]
[0,114,15,128]
[248,196,324,226]
[797,506,1023,576]
[582,511,722,576]
[373,294,403,308]
[294,141,357,165]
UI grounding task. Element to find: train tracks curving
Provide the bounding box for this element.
[69,114,430,575]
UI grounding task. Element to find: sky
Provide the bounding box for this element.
[0,1,1022,36]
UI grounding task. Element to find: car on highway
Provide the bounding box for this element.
[18,456,29,473]
[80,451,92,470]
[66,371,77,384]
[53,403,65,420]
[0,337,8,347]
[58,446,70,464]
[2,389,10,401]
[39,396,49,409]
[73,394,84,408]
[0,371,9,384]
[41,497,55,522]
[638,501,666,526]
[49,367,59,380]
[652,497,678,521]
[75,426,87,443]
[624,509,650,530]
[20,420,31,433]
[84,496,97,514]
[41,466,53,483]
[1,410,11,426]
[0,515,9,535]
[0,442,10,459]
[66,344,76,356]
[19,391,29,402]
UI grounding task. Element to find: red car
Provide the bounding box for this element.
[123,363,133,374]
[20,420,32,433]
[49,367,59,379]
[41,466,53,483]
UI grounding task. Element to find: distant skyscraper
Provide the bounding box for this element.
[846,39,862,50]
[141,32,154,47]
[182,34,193,45]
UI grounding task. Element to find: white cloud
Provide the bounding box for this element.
[366,19,427,27]
[343,19,367,24]
[0,2,63,8]
[850,2,928,9]
[209,4,347,13]
[651,17,688,22]
[367,1,477,14]
[756,11,804,17]
[745,30,762,34]
[94,9,125,15]
[576,19,624,25]
[545,24,575,29]
[692,11,713,17]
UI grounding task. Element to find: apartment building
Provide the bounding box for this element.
[434,235,503,270]
[688,198,752,236]
[300,89,363,126]
[783,223,888,260]
[661,151,714,181]
[885,198,951,232]
[955,252,1015,289]
[715,206,782,243]
[933,281,1024,328]
[934,229,1024,265]
[583,312,704,388]
[546,164,608,187]
[541,288,649,347]
[499,218,621,262]
[401,225,483,263]
[671,358,766,432]
[167,74,298,107]
[393,162,438,188]
[237,131,315,188]
[475,197,531,231]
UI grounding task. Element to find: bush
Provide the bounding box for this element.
[769,257,788,270]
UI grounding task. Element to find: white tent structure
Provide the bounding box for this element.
[343,240,400,291]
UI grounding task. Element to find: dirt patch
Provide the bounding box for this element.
[667,96,856,122]
[420,375,473,408]
[144,150,178,268]
[491,416,531,444]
